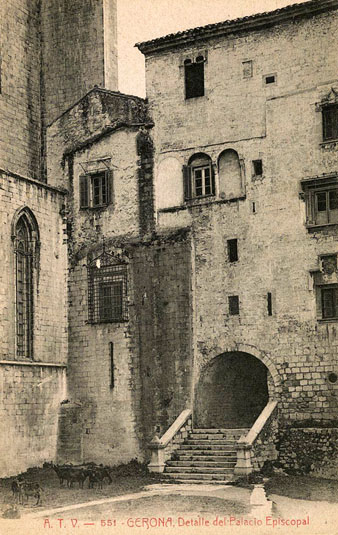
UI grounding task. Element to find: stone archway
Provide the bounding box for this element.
[194,352,270,428]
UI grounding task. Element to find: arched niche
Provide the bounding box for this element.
[156,157,183,209]
[218,149,243,199]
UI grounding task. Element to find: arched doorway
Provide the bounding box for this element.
[194,352,269,428]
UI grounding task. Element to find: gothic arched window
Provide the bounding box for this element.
[13,210,38,358]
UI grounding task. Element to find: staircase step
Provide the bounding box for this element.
[164,472,231,481]
[185,439,237,445]
[192,428,249,433]
[177,454,237,462]
[179,449,236,456]
[165,466,234,474]
[180,444,236,451]
[167,460,236,468]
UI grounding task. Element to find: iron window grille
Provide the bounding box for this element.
[15,216,34,357]
[80,170,113,209]
[88,251,128,324]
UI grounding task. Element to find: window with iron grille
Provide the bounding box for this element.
[80,170,113,209]
[15,215,34,357]
[88,252,128,323]
[322,105,338,142]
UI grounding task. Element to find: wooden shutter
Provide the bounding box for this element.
[210,162,215,195]
[79,175,89,208]
[106,170,113,205]
[183,165,192,201]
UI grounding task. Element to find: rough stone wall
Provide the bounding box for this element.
[66,251,143,465]
[41,0,118,127]
[0,365,66,477]
[132,232,193,448]
[278,427,338,479]
[64,129,143,465]
[47,89,148,190]
[145,9,338,425]
[0,0,42,179]
[0,171,68,477]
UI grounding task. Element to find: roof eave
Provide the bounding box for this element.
[135,0,338,55]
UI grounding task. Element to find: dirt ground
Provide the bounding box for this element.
[0,461,165,514]
[0,463,337,517]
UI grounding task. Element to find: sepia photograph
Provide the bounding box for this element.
[0,0,337,533]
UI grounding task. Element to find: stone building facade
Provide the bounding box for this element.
[0,0,338,478]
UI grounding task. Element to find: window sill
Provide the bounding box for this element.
[306,222,338,230]
[79,205,110,211]
[86,319,129,325]
[317,318,338,323]
[320,139,338,149]
[158,195,246,214]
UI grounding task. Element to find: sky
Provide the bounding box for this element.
[117,0,312,97]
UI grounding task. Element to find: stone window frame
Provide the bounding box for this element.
[87,250,128,324]
[300,173,338,229]
[316,88,338,148]
[312,253,338,322]
[242,59,253,79]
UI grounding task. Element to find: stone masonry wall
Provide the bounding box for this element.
[67,249,143,465]
[132,232,193,450]
[41,0,118,127]
[278,427,338,479]
[0,0,42,179]
[0,171,68,477]
[146,9,338,426]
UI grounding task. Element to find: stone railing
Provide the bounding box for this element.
[234,400,278,476]
[148,409,192,473]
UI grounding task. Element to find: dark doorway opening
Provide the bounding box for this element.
[194,352,269,428]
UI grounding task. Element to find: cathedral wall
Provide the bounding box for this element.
[0,172,68,477]
[0,0,42,179]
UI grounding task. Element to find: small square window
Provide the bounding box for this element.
[242,60,253,79]
[227,239,238,263]
[253,160,263,177]
[264,74,276,85]
[229,295,239,315]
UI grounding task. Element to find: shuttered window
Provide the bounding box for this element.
[183,161,214,200]
[323,105,338,141]
[79,170,113,209]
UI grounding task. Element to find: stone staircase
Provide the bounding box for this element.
[164,428,249,483]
